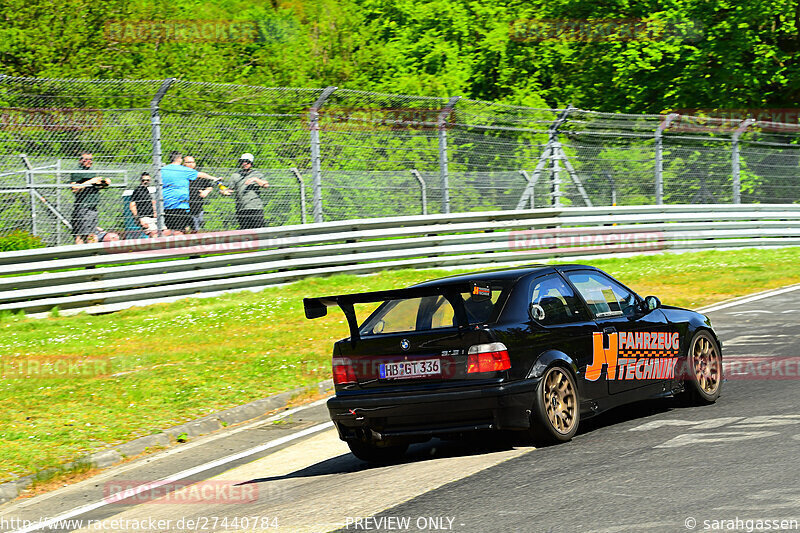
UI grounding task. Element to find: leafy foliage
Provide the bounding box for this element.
[0,230,45,252]
[4,0,800,112]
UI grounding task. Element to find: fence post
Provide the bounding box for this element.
[602,170,617,206]
[731,118,755,204]
[20,154,36,236]
[56,159,63,245]
[150,78,176,236]
[654,113,678,205]
[517,170,536,209]
[290,167,308,224]
[437,96,461,214]
[548,106,573,207]
[309,86,337,223]
[410,169,428,215]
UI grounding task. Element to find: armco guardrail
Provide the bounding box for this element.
[2,204,800,315]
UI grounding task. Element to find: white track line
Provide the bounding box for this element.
[698,283,800,313]
[10,421,334,533]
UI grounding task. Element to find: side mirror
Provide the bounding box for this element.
[643,295,661,312]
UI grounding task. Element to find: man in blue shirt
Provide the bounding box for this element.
[160,151,197,233]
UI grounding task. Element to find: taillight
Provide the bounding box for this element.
[332,357,357,385]
[466,342,511,373]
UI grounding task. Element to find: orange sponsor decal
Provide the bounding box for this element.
[586,331,679,381]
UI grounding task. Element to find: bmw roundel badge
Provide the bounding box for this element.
[400,338,410,351]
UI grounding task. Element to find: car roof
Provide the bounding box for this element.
[412,264,601,288]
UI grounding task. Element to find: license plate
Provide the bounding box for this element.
[380,359,441,380]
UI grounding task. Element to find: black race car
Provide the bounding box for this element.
[304,264,722,462]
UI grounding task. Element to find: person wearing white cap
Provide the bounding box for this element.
[228,153,269,229]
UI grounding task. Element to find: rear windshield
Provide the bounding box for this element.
[358,283,507,336]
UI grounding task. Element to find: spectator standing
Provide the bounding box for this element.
[160,151,196,233]
[184,156,230,232]
[69,151,110,245]
[129,172,157,236]
[228,153,269,230]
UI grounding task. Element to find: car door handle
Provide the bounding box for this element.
[603,327,617,335]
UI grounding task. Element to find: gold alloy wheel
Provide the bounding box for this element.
[692,335,721,395]
[543,367,577,435]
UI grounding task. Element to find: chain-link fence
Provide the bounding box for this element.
[2,76,800,246]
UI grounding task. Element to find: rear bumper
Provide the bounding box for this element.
[327,379,539,442]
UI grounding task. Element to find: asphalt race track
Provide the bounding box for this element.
[1,286,799,533]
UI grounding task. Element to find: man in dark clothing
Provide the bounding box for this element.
[184,155,228,232]
[188,177,213,232]
[129,172,157,236]
[70,152,110,244]
[228,153,269,230]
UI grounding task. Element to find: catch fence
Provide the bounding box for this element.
[1,76,799,246]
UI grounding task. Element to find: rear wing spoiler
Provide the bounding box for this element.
[303,282,491,345]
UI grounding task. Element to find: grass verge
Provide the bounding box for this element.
[1,247,799,482]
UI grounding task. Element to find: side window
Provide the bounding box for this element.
[565,272,639,318]
[529,275,588,325]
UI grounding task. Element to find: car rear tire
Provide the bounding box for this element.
[347,440,408,464]
[678,330,722,405]
[527,365,580,446]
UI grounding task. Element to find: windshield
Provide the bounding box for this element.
[358,283,507,336]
